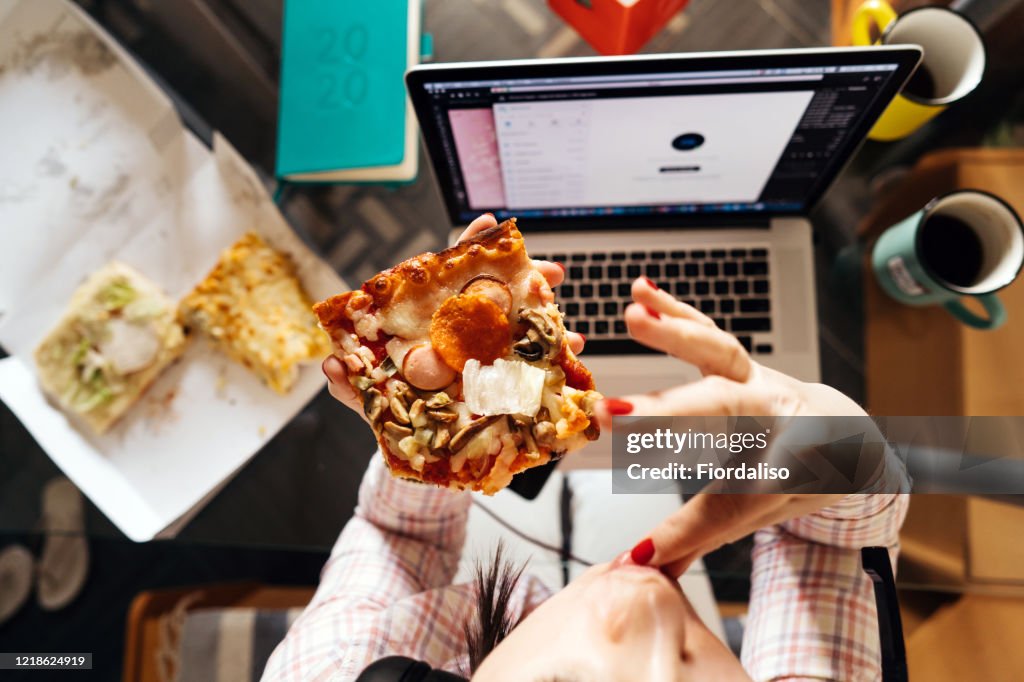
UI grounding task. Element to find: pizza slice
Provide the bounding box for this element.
[179,232,331,394]
[314,218,602,494]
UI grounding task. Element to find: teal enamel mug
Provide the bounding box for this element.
[872,190,1024,330]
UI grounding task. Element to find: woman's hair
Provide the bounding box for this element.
[463,542,526,675]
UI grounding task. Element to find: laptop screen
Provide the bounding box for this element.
[406,48,920,227]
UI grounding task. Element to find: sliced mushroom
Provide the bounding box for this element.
[449,415,501,453]
[532,420,556,447]
[363,388,385,423]
[521,422,539,455]
[351,375,375,392]
[409,399,428,429]
[389,394,410,424]
[461,274,512,315]
[513,337,544,361]
[432,426,451,450]
[413,427,435,447]
[425,392,452,409]
[519,307,562,353]
[391,379,412,399]
[427,409,457,423]
[383,421,413,439]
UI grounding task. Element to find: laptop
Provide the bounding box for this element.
[406,47,920,468]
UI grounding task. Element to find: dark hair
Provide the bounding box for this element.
[463,542,526,675]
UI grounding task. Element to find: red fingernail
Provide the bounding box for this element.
[485,212,495,218]
[604,398,634,415]
[642,276,657,289]
[321,357,335,384]
[644,305,661,320]
[578,333,586,344]
[631,537,655,565]
[556,262,566,273]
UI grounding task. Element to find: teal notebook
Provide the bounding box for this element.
[276,0,420,183]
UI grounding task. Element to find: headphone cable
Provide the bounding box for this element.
[470,498,594,567]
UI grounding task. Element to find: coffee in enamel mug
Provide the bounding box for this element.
[852,1,986,141]
[872,190,1024,330]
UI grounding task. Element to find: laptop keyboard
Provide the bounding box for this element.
[531,247,774,356]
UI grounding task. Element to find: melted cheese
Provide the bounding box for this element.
[377,259,540,342]
[484,432,521,493]
[338,332,360,354]
[179,232,329,394]
[352,309,380,342]
[461,419,508,462]
[385,337,420,370]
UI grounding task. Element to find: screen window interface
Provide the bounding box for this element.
[420,63,900,221]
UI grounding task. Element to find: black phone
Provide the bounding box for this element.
[507,459,559,499]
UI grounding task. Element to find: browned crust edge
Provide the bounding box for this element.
[313,219,522,332]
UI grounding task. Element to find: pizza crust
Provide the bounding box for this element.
[314,218,601,494]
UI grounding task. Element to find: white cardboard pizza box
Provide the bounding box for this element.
[0,0,346,541]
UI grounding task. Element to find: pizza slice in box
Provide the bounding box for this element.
[314,219,602,494]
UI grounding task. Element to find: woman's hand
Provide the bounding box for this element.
[321,213,585,419]
[599,277,867,577]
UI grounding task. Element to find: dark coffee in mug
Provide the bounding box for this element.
[919,214,983,288]
[903,64,937,100]
[873,189,1023,330]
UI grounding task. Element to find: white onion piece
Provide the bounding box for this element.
[463,358,545,417]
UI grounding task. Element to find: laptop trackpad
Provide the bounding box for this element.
[586,354,700,397]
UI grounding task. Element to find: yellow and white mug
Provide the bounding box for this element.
[853,1,986,141]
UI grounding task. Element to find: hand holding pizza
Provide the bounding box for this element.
[322,213,586,418]
[598,278,869,577]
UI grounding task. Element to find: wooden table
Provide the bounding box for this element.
[858,148,1024,681]
[860,148,1024,416]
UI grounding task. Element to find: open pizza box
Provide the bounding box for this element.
[0,0,346,541]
